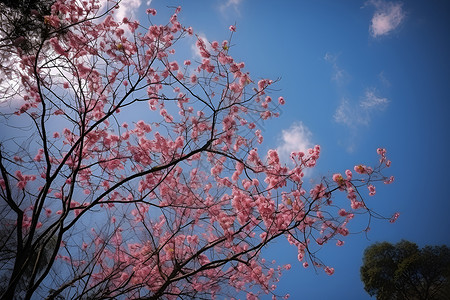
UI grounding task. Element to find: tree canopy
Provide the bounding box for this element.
[360,240,450,300]
[0,0,55,51]
[0,0,397,299]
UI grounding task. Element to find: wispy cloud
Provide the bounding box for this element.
[276,122,313,165]
[219,0,243,16]
[0,59,23,104]
[334,89,389,128]
[325,53,391,152]
[360,90,389,109]
[334,99,362,127]
[333,90,389,152]
[378,71,391,87]
[367,0,405,38]
[324,52,348,84]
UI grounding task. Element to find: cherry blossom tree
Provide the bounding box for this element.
[0,1,397,299]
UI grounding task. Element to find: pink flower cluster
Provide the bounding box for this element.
[15,170,36,189]
[1,2,399,298]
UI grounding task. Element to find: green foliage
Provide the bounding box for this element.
[360,240,450,300]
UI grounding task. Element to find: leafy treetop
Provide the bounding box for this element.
[361,240,450,300]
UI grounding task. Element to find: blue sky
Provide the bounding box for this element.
[114,0,450,298]
[60,0,450,298]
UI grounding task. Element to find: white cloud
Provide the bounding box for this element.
[360,90,389,109]
[378,71,391,87]
[334,89,389,128]
[219,0,243,16]
[114,0,142,22]
[276,122,313,164]
[98,0,142,22]
[334,99,359,127]
[0,56,22,103]
[324,52,348,84]
[367,0,405,37]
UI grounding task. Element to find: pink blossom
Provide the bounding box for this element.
[338,226,349,236]
[336,240,344,246]
[345,169,352,179]
[222,40,229,50]
[229,25,236,32]
[354,164,367,174]
[77,63,91,78]
[169,61,179,71]
[258,80,267,91]
[384,175,395,184]
[351,201,365,210]
[115,27,125,38]
[368,184,376,196]
[160,109,174,122]
[15,170,35,189]
[390,212,400,223]
[190,74,197,84]
[324,266,335,275]
[146,8,157,15]
[338,209,347,217]
[255,129,263,144]
[211,41,219,50]
[332,173,345,186]
[34,150,43,162]
[50,37,66,56]
[278,96,285,105]
[377,148,386,156]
